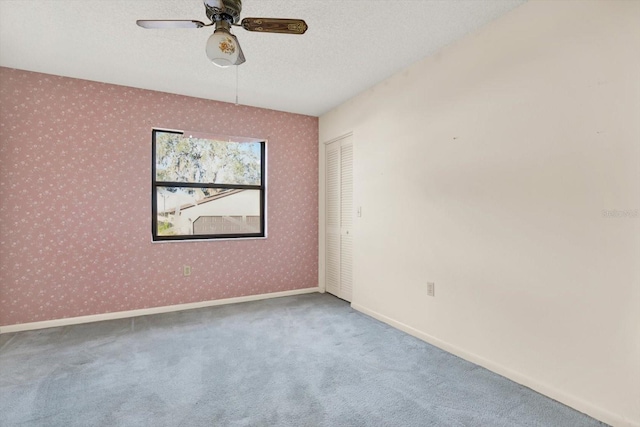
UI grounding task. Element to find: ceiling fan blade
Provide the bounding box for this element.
[231,35,246,65]
[240,18,308,35]
[136,20,208,29]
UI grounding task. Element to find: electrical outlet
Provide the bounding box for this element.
[427,282,435,297]
[183,265,191,277]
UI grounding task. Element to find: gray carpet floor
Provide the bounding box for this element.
[0,293,607,426]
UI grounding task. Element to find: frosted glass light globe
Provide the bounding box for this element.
[206,29,239,68]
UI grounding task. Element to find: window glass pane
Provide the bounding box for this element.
[156,187,261,236]
[155,131,261,185]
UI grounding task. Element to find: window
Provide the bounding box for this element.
[151,129,266,241]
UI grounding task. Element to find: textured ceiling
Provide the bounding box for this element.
[0,0,525,117]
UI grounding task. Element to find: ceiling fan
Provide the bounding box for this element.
[137,0,308,68]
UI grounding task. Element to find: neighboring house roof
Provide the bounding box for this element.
[159,189,245,215]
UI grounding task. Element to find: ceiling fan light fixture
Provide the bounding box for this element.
[206,26,239,68]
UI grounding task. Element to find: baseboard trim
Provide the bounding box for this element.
[351,302,638,427]
[0,287,320,334]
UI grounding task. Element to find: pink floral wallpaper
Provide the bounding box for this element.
[0,67,319,326]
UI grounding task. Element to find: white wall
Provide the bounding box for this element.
[319,1,640,426]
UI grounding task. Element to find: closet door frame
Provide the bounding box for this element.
[321,132,354,302]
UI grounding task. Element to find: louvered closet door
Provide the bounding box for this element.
[325,135,353,302]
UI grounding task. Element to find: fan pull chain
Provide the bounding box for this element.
[235,65,239,106]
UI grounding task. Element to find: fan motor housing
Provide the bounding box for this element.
[206,0,242,24]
